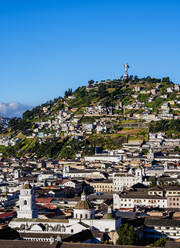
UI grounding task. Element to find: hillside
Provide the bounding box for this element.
[0,75,180,159]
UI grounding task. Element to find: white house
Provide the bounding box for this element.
[113,168,144,192]
[113,191,167,210]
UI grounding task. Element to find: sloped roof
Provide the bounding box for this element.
[74,200,93,210]
[0,240,59,248]
[103,212,114,219]
[165,241,180,248]
[36,198,53,204]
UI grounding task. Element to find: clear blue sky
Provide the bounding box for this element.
[0,0,180,106]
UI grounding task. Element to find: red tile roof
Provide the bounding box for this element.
[36,198,53,204]
[0,211,16,219]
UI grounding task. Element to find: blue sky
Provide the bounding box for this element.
[0,0,180,107]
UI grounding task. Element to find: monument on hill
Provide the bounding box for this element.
[124,63,129,80]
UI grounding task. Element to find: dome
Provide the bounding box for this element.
[74,199,93,210]
[103,213,114,219]
[103,206,114,219]
[74,191,93,210]
[23,182,32,189]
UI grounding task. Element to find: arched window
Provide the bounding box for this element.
[80,214,82,219]
[85,214,88,219]
[24,200,27,205]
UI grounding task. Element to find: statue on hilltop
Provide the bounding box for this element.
[124,63,129,80]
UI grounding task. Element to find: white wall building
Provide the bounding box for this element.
[113,168,144,192]
[113,192,167,210]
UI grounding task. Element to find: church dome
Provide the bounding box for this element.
[74,199,93,210]
[73,191,95,219]
[103,212,114,219]
[74,191,93,210]
[23,182,32,189]
[103,206,114,219]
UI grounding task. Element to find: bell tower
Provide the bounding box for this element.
[17,182,38,219]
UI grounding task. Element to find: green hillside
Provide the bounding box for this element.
[0,76,180,159]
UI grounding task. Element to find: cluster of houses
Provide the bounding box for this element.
[13,81,180,139]
[0,81,180,246]
[0,136,19,147]
[130,82,180,121]
[0,135,180,246]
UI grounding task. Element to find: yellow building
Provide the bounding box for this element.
[88,180,113,193]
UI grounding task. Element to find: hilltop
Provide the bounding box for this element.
[0,75,180,159]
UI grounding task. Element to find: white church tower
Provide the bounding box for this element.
[17,182,38,219]
[14,169,20,179]
[63,165,70,177]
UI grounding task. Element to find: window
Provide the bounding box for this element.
[24,200,27,205]
[71,229,73,233]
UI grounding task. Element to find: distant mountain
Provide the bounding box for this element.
[0,116,10,129]
[0,102,32,118]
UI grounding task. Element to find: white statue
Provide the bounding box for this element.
[124,63,129,80]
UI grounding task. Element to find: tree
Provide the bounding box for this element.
[65,88,73,97]
[146,76,152,83]
[153,237,168,247]
[162,77,170,82]
[175,146,180,152]
[88,80,94,87]
[98,84,107,99]
[23,110,33,120]
[75,86,87,98]
[134,75,139,82]
[116,224,136,245]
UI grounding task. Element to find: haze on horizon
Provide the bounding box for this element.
[0,0,180,117]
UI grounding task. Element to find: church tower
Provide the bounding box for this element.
[17,182,38,219]
[147,148,154,161]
